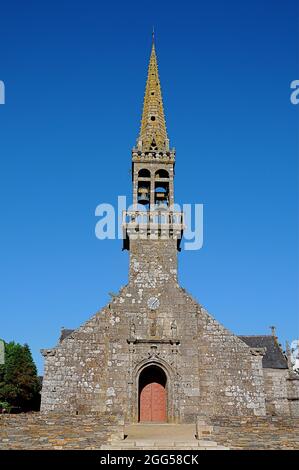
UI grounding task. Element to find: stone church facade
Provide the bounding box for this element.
[41,40,299,423]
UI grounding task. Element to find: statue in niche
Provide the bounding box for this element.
[150,319,157,337]
[171,320,177,339]
[129,320,136,338]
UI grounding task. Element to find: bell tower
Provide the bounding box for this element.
[123,36,184,256]
[40,36,271,424]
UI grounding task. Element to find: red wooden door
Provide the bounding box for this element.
[140,381,166,422]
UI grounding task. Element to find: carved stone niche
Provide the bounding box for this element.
[41,349,56,357]
[148,344,160,358]
[250,347,266,357]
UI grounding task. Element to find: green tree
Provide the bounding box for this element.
[0,341,41,411]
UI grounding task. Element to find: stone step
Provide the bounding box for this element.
[102,445,228,450]
[101,439,229,450]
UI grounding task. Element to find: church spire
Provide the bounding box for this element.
[137,35,169,152]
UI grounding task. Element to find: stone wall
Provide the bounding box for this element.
[263,368,290,416]
[196,306,266,418]
[262,369,299,418]
[0,413,123,450]
[41,310,109,414]
[211,415,299,450]
[1,413,299,450]
[41,237,267,421]
[287,373,299,417]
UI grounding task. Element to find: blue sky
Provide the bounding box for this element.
[0,0,298,373]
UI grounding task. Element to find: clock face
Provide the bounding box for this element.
[147,297,160,310]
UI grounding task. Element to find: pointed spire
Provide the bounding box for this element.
[137,34,169,152]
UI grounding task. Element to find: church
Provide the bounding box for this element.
[41,39,299,423]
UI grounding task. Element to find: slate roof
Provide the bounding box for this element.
[59,329,74,343]
[239,335,288,369]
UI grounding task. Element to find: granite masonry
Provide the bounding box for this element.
[40,39,299,424]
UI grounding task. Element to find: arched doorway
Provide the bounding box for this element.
[138,365,167,422]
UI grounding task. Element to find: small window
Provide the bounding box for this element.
[150,138,158,151]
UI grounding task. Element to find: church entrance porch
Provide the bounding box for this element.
[139,365,167,422]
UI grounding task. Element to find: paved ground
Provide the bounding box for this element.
[125,423,196,441]
[101,423,229,450]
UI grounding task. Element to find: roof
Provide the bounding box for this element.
[239,335,288,369]
[59,329,74,343]
[137,40,168,152]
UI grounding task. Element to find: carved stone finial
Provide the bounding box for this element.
[270,325,276,337]
[148,345,159,358]
[286,341,292,369]
[41,348,56,357]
